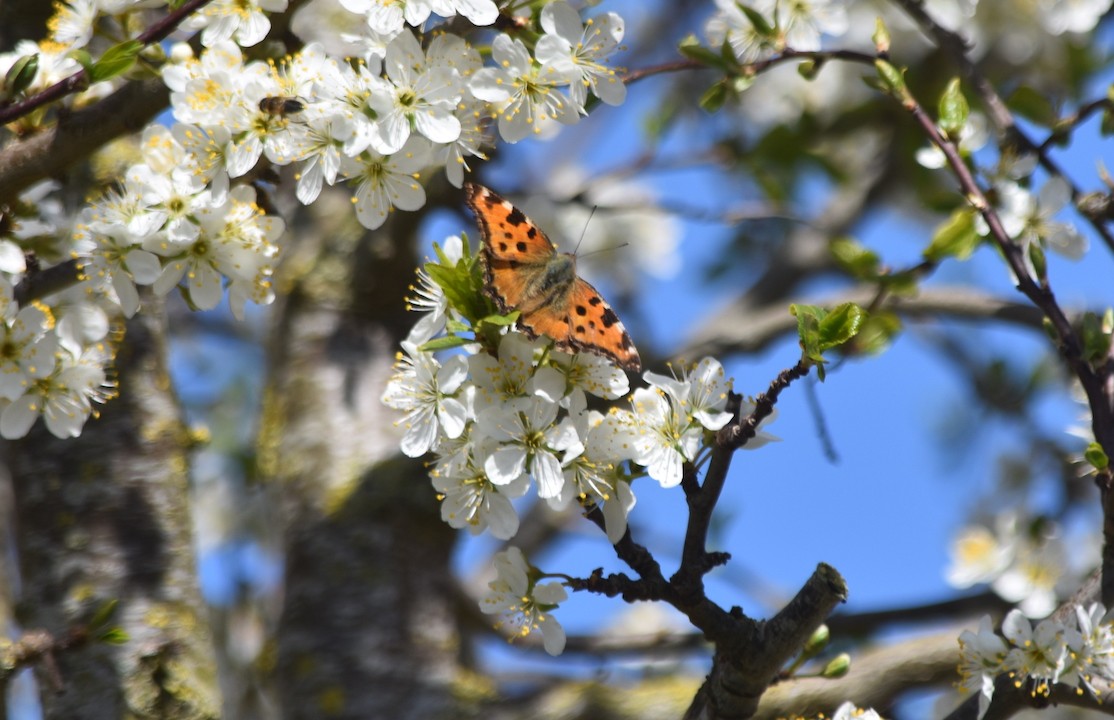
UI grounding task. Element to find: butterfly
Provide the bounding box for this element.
[464,182,642,372]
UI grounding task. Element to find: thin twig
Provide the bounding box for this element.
[0,0,215,126]
[889,0,1114,255]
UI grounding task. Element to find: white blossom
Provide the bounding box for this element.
[481,547,568,656]
[470,34,579,143]
[535,2,627,107]
[381,342,469,457]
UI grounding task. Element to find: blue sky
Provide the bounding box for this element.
[433,4,1114,672]
[172,0,1114,700]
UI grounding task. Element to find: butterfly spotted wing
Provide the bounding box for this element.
[464,183,642,372]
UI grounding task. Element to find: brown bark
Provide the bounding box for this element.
[260,191,463,719]
[4,295,219,720]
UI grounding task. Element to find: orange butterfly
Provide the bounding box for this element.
[464,183,642,372]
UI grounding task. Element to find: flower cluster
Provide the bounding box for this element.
[381,235,777,652]
[945,513,1078,618]
[0,273,116,440]
[914,102,1086,273]
[705,0,849,63]
[161,0,625,226]
[0,0,629,439]
[958,605,1114,718]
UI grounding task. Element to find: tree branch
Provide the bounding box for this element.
[754,629,960,719]
[683,286,1047,358]
[0,0,214,127]
[0,77,169,203]
[888,0,1114,256]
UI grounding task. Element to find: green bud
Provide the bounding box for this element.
[874,59,909,102]
[872,17,891,54]
[1085,442,1109,471]
[802,624,830,656]
[938,78,970,137]
[821,652,851,678]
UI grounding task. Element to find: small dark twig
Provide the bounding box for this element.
[0,0,216,126]
[0,626,90,687]
[889,0,1114,256]
[719,360,811,452]
[1039,97,1114,152]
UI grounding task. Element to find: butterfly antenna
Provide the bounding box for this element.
[571,199,606,250]
[573,204,631,258]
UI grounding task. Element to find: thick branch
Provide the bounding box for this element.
[684,563,847,720]
[754,629,961,719]
[0,77,169,202]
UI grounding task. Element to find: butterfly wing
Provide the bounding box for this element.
[533,277,640,372]
[465,182,557,313]
[465,182,642,373]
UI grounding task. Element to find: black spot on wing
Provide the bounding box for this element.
[506,207,527,226]
[601,307,619,328]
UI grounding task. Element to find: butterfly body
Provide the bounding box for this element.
[465,183,641,372]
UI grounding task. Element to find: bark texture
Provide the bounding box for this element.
[261,192,462,719]
[6,296,219,720]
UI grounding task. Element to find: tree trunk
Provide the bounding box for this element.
[262,193,462,719]
[6,296,220,720]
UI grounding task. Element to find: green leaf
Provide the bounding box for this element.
[830,237,880,279]
[4,53,39,96]
[89,40,142,83]
[67,49,93,72]
[418,335,469,352]
[790,304,826,365]
[938,78,969,136]
[851,311,902,355]
[1006,86,1058,127]
[433,236,468,266]
[88,599,119,630]
[445,317,471,334]
[738,4,775,36]
[1102,108,1114,137]
[479,311,519,327]
[817,302,866,350]
[1080,311,1113,364]
[98,628,130,645]
[678,34,730,70]
[424,258,487,321]
[924,209,980,261]
[700,81,729,113]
